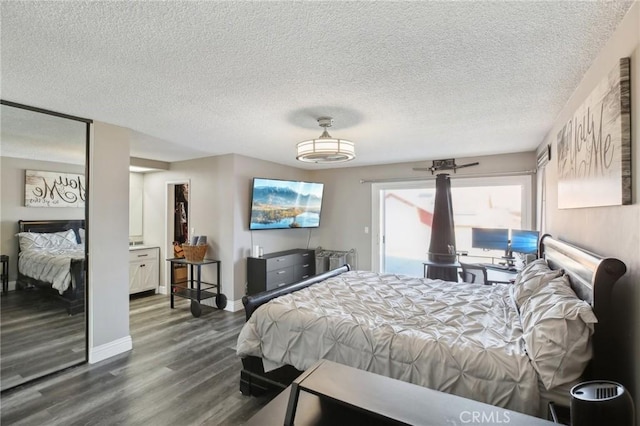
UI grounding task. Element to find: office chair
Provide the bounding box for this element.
[459,263,488,285]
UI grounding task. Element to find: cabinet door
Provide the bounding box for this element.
[137,260,157,292]
[129,261,144,294]
[129,260,159,294]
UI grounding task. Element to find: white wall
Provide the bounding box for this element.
[536,2,639,417]
[129,172,144,241]
[88,121,132,362]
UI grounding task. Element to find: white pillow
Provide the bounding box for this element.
[520,275,597,390]
[514,259,551,286]
[17,229,78,251]
[511,259,564,309]
[78,228,85,244]
[513,269,564,309]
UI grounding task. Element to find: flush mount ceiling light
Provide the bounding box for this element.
[296,117,355,163]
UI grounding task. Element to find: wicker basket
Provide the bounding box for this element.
[182,244,207,262]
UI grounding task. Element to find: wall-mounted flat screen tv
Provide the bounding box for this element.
[249,178,324,230]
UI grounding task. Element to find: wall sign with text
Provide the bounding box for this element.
[557,57,631,209]
[25,170,86,208]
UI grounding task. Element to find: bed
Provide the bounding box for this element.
[16,220,86,315]
[236,235,627,417]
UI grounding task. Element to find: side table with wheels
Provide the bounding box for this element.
[1,255,8,295]
[166,258,226,317]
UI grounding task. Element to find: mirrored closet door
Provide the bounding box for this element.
[0,100,91,391]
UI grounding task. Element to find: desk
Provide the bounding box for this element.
[245,359,555,426]
[422,260,460,280]
[423,260,518,285]
[486,267,518,285]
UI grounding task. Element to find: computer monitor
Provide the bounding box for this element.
[471,228,510,251]
[510,229,540,255]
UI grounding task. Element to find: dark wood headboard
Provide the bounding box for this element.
[18,219,85,245]
[539,234,627,381]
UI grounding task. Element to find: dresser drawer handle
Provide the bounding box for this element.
[140,264,146,267]
[301,253,309,257]
[277,270,286,275]
[302,275,309,279]
[302,264,309,268]
[137,254,148,257]
[277,283,286,287]
[276,258,286,262]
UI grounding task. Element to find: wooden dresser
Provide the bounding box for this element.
[247,249,315,295]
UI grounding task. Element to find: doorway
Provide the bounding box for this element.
[161,180,190,294]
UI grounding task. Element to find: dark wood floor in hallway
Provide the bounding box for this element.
[1,294,277,425]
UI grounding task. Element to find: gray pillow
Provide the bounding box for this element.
[520,275,597,390]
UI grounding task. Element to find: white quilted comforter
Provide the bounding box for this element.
[18,247,84,294]
[237,270,541,415]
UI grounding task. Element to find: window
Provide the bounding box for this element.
[372,175,533,277]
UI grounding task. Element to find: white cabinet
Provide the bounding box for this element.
[129,247,159,294]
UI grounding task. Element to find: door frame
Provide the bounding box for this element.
[161,179,190,295]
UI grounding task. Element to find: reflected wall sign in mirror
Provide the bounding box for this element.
[0,100,91,391]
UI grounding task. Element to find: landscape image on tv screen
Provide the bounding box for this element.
[249,178,324,230]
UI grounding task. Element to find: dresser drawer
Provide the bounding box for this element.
[297,250,314,261]
[265,254,297,271]
[294,262,313,281]
[129,247,159,262]
[266,266,294,290]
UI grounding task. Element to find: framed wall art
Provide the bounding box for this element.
[25,170,86,208]
[557,57,631,209]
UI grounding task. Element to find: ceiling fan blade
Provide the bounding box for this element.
[454,162,480,169]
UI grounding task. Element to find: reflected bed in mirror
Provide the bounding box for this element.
[16,220,86,315]
[0,100,91,392]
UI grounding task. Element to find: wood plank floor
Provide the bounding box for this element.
[1,289,85,391]
[1,294,279,425]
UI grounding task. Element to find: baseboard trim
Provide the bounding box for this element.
[227,298,244,312]
[89,335,132,364]
[200,297,243,312]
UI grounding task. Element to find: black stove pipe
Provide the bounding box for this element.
[426,174,458,282]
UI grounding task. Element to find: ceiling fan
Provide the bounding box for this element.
[412,158,480,175]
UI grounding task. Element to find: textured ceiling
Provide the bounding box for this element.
[0,104,87,165]
[0,1,634,168]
